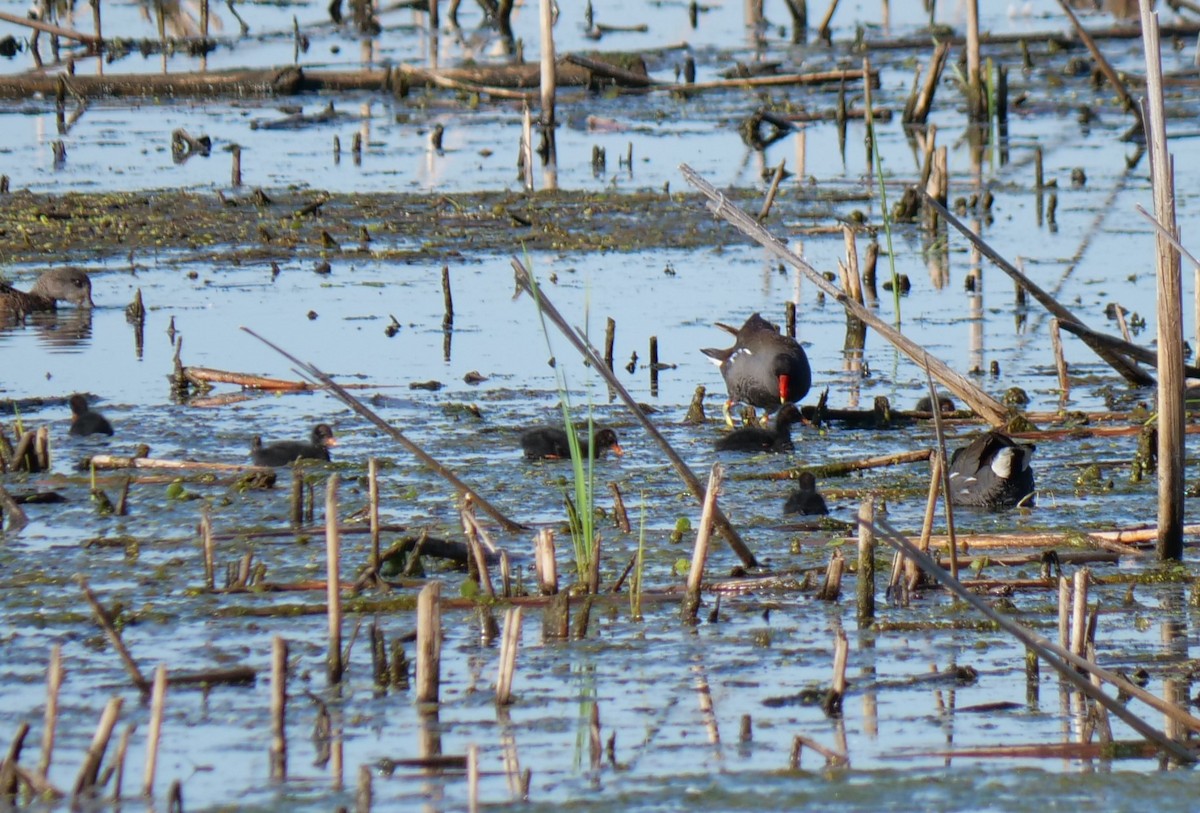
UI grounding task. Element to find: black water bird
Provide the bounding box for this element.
[520,426,623,461]
[0,267,94,316]
[915,393,956,413]
[715,403,803,453]
[68,393,113,436]
[783,471,829,515]
[947,431,1035,508]
[702,313,810,426]
[251,423,337,466]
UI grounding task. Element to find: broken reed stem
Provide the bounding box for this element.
[467,742,480,813]
[495,607,522,706]
[290,465,303,527]
[356,764,372,813]
[142,664,167,797]
[1058,576,1071,650]
[499,549,512,598]
[463,502,496,598]
[73,696,123,801]
[1140,3,1185,561]
[1050,318,1069,399]
[603,317,615,371]
[856,496,875,623]
[416,581,442,704]
[608,481,631,533]
[534,528,558,594]
[270,636,288,781]
[200,508,214,591]
[368,458,380,572]
[870,516,1197,762]
[758,160,786,221]
[33,645,64,781]
[113,724,133,800]
[910,454,943,588]
[817,548,844,601]
[441,265,454,329]
[326,474,344,686]
[683,463,722,622]
[1070,568,1089,659]
[925,363,959,581]
[76,576,149,692]
[824,629,849,716]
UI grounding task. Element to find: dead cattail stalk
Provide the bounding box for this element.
[270,636,288,781]
[34,425,49,471]
[441,265,453,329]
[3,722,29,800]
[326,474,344,685]
[467,743,480,813]
[608,482,631,533]
[200,509,214,590]
[356,764,372,813]
[416,581,442,704]
[965,0,983,121]
[1070,568,1089,659]
[231,144,242,187]
[903,41,949,125]
[73,697,123,800]
[495,607,522,706]
[856,496,875,623]
[38,645,63,777]
[499,550,512,598]
[1140,5,1185,560]
[112,723,134,800]
[1058,576,1071,650]
[907,454,942,589]
[462,502,495,598]
[816,548,844,601]
[682,463,722,622]
[77,577,149,692]
[1050,318,1069,399]
[367,457,380,573]
[815,0,838,42]
[758,160,786,221]
[520,105,533,192]
[603,317,615,371]
[290,465,303,527]
[142,664,167,797]
[534,529,558,595]
[823,629,849,716]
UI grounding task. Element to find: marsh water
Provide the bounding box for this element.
[4,0,1200,810]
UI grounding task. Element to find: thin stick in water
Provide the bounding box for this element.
[326,474,344,685]
[142,664,167,797]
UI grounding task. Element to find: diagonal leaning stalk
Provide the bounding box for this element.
[512,257,759,569]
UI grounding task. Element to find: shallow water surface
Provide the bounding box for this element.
[4,0,1200,810]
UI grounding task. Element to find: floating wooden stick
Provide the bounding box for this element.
[416,581,442,704]
[142,664,167,797]
[682,463,722,623]
[495,607,522,706]
[326,474,344,686]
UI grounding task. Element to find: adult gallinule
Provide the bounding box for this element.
[520,426,623,460]
[68,393,114,436]
[0,267,93,315]
[947,431,1035,508]
[702,312,811,425]
[783,471,828,515]
[251,423,337,466]
[714,403,803,453]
